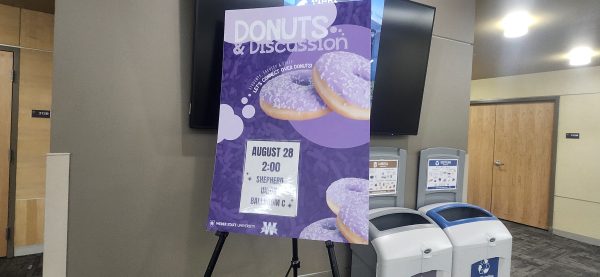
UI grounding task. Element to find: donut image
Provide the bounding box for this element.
[260,69,330,121]
[299,218,347,243]
[326,178,369,215]
[336,199,369,244]
[312,51,371,120]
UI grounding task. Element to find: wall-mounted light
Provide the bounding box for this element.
[501,11,533,38]
[568,46,594,66]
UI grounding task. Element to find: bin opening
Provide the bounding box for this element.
[412,271,437,277]
[437,206,492,222]
[370,213,430,231]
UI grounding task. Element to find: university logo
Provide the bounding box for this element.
[478,259,491,275]
[260,222,278,235]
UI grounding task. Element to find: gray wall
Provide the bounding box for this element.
[51,0,474,276]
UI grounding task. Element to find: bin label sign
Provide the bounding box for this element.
[471,257,499,277]
[369,160,398,195]
[426,159,458,191]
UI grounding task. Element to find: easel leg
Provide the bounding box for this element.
[204,231,229,277]
[325,241,340,277]
[286,238,301,277]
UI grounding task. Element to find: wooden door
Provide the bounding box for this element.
[467,105,496,211]
[491,102,554,229]
[0,50,14,257]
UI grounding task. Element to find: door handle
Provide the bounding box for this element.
[494,160,504,166]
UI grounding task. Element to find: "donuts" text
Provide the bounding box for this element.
[235,16,330,43]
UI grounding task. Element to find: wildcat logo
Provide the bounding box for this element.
[233,43,245,55]
[478,259,491,275]
[260,222,278,235]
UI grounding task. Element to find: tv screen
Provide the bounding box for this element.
[370,1,435,135]
[190,0,435,136]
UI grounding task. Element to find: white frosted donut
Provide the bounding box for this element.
[326,178,369,215]
[313,51,371,120]
[337,201,368,244]
[299,218,347,243]
[260,70,330,120]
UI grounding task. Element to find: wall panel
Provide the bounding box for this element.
[20,9,54,51]
[554,197,600,242]
[555,93,600,203]
[14,49,52,253]
[0,4,20,46]
[14,198,45,247]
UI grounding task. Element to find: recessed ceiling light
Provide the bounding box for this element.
[568,46,594,66]
[501,11,533,38]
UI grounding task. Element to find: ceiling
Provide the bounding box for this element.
[0,0,54,14]
[473,0,600,80]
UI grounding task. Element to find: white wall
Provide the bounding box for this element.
[472,66,600,100]
[43,154,70,277]
[553,93,600,245]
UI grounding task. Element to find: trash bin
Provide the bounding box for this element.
[352,207,453,277]
[419,203,512,277]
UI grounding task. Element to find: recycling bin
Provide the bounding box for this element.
[419,203,512,277]
[352,207,452,277]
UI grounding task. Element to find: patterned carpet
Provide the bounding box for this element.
[0,222,598,276]
[0,253,42,277]
[506,221,600,277]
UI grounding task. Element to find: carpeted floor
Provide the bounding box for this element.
[0,253,42,277]
[0,222,598,276]
[506,221,600,277]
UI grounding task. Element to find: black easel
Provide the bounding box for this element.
[325,240,340,277]
[284,238,300,277]
[204,231,229,277]
[204,232,340,277]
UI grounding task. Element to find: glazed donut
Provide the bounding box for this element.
[326,178,369,215]
[260,70,330,120]
[337,199,369,244]
[299,218,347,243]
[312,51,371,120]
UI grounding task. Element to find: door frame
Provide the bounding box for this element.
[0,45,20,257]
[470,96,560,231]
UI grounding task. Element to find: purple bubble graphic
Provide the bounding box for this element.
[217,104,244,143]
[290,112,369,148]
[242,105,256,119]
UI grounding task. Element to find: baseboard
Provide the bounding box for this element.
[14,244,44,256]
[299,270,332,277]
[553,229,600,247]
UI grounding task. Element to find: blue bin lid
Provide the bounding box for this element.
[426,203,497,229]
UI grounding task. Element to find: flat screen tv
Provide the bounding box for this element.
[189,0,435,136]
[371,0,435,135]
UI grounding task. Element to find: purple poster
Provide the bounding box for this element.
[207,1,371,245]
